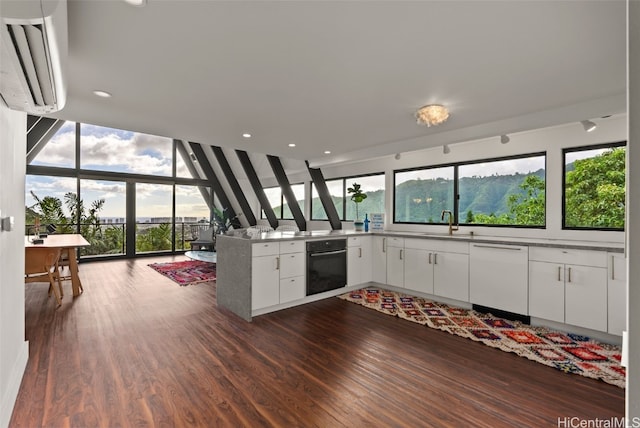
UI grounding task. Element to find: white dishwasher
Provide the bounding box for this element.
[469,243,529,315]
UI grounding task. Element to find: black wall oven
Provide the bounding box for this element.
[306,239,347,296]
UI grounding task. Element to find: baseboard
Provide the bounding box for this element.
[0,340,28,428]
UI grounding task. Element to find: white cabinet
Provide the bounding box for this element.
[252,243,280,310]
[347,236,372,286]
[385,237,405,288]
[404,245,432,294]
[403,238,469,301]
[252,240,305,309]
[434,251,469,302]
[469,243,529,315]
[278,241,305,304]
[608,252,626,335]
[371,236,387,284]
[528,247,608,332]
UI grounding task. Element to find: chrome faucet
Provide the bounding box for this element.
[441,210,459,235]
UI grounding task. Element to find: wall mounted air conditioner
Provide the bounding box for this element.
[0,0,67,114]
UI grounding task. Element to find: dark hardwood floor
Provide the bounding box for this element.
[10,256,624,427]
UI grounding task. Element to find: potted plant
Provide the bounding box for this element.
[347,182,367,231]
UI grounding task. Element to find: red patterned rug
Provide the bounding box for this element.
[148,260,216,286]
[339,288,625,388]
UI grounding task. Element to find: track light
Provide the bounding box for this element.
[581,120,597,132]
[500,134,510,144]
[443,144,451,154]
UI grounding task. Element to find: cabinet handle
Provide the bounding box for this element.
[428,253,432,264]
[557,266,562,282]
[276,256,280,270]
[473,244,521,251]
[400,249,403,260]
[434,253,438,265]
[382,238,386,253]
[359,247,362,258]
[611,255,615,280]
[567,267,572,283]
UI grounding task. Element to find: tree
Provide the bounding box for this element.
[507,175,545,225]
[565,148,625,228]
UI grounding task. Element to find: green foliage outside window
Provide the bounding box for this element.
[564,147,625,229]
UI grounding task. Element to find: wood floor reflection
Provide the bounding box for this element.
[10,256,624,427]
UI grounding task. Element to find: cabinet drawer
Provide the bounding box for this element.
[280,252,305,278]
[280,276,305,303]
[529,247,606,267]
[347,236,363,247]
[252,242,279,257]
[386,237,404,248]
[279,240,305,254]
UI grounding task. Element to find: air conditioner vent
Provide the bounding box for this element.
[0,0,67,114]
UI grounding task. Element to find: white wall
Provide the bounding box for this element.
[278,114,628,243]
[627,0,639,418]
[0,105,28,427]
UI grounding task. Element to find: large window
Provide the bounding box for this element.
[261,184,305,219]
[31,121,76,168]
[80,123,173,176]
[394,153,546,227]
[311,173,385,221]
[563,142,626,230]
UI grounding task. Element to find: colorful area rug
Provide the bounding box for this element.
[148,260,216,286]
[339,288,625,388]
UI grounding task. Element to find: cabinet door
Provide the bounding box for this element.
[280,252,305,279]
[372,236,387,284]
[386,246,404,287]
[252,255,280,310]
[359,237,373,283]
[528,261,565,323]
[347,245,363,286]
[434,251,469,302]
[404,248,433,294]
[280,276,305,303]
[469,244,529,314]
[565,265,607,332]
[608,253,626,335]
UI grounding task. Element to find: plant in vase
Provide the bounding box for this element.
[347,182,367,231]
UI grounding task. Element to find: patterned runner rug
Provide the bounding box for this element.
[339,288,625,388]
[148,260,216,286]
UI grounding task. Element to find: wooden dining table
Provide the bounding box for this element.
[25,234,90,297]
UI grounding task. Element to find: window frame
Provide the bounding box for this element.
[310,172,385,221]
[393,151,547,228]
[260,183,305,220]
[562,141,626,231]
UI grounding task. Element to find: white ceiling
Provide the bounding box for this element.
[48,0,626,167]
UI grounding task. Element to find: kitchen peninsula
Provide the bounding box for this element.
[216,230,624,342]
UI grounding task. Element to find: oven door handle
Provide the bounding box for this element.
[309,249,347,257]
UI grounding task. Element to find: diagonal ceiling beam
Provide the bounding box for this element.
[235,150,278,229]
[26,117,64,164]
[267,155,306,231]
[212,146,257,226]
[175,139,213,210]
[189,142,241,228]
[306,161,342,230]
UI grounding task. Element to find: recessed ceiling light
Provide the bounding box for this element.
[123,0,147,6]
[324,150,331,154]
[93,90,112,98]
[242,133,251,138]
[288,143,296,147]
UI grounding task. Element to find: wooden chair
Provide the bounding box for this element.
[25,247,63,306]
[57,248,82,295]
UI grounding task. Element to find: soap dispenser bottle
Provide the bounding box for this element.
[364,213,370,232]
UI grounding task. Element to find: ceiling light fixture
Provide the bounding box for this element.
[443,144,451,154]
[500,134,510,144]
[93,90,112,98]
[324,150,331,154]
[288,143,296,147]
[242,133,251,138]
[123,0,147,6]
[416,104,450,127]
[581,120,597,132]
